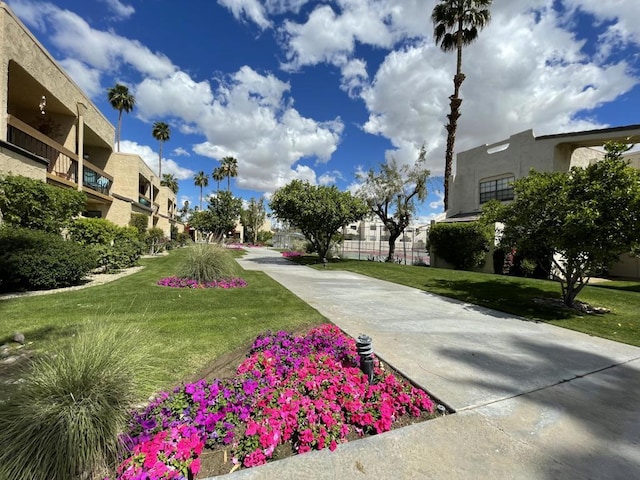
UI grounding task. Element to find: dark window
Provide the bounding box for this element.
[480,176,515,204]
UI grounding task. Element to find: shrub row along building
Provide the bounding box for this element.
[0,2,180,237]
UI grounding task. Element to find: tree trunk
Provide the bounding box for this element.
[443,24,466,212]
[117,110,123,152]
[158,141,163,178]
[386,230,401,262]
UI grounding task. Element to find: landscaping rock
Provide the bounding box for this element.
[12,332,25,345]
[1,356,17,365]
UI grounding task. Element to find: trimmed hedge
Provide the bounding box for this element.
[0,228,98,292]
[428,221,492,270]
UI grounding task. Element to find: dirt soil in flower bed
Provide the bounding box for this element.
[187,326,449,478]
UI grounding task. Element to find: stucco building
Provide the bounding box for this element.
[446,125,640,278]
[0,2,179,236]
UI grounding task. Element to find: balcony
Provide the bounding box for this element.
[138,195,152,207]
[7,115,113,198]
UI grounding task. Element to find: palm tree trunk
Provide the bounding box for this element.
[443,22,466,212]
[117,110,123,152]
[158,141,163,178]
[227,175,230,192]
[199,187,203,210]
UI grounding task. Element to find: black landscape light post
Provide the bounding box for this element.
[356,334,374,385]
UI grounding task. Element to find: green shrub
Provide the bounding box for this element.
[129,213,149,236]
[0,174,86,233]
[0,228,97,292]
[145,227,166,255]
[428,221,492,270]
[68,217,117,243]
[0,324,153,480]
[176,231,191,246]
[68,218,142,272]
[177,243,239,283]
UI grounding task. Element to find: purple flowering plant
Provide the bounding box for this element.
[114,324,434,477]
[156,277,247,289]
[281,251,302,258]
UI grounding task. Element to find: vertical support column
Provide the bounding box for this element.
[76,102,86,191]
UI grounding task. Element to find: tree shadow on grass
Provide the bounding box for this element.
[437,339,640,479]
[423,278,576,321]
[589,282,640,293]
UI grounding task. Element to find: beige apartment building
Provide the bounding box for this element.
[0,2,179,236]
[446,125,640,278]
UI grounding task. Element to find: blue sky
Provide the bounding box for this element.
[7,0,640,220]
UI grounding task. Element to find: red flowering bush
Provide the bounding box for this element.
[281,251,302,258]
[115,324,435,477]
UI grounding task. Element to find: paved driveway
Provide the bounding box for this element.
[211,248,640,479]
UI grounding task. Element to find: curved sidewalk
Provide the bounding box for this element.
[215,248,640,479]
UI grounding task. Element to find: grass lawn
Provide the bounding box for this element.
[0,248,326,398]
[291,256,640,347]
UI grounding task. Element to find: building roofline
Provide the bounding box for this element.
[536,124,640,141]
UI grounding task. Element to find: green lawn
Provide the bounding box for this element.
[292,257,640,347]
[0,249,326,397]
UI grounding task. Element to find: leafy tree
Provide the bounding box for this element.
[270,180,368,260]
[220,156,238,191]
[240,197,267,244]
[432,0,492,211]
[483,141,640,307]
[189,191,242,241]
[152,121,170,178]
[0,174,86,233]
[357,147,430,262]
[193,171,209,210]
[161,173,179,194]
[212,167,225,193]
[107,83,135,152]
[428,221,491,270]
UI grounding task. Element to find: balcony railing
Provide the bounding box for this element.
[7,114,78,182]
[83,164,112,196]
[7,115,113,197]
[138,196,151,207]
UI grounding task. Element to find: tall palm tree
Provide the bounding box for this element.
[152,121,170,178]
[212,167,225,193]
[220,156,238,191]
[193,171,209,210]
[107,84,136,152]
[161,173,179,194]
[432,0,491,211]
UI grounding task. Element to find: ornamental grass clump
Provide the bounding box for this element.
[0,324,154,480]
[176,243,239,284]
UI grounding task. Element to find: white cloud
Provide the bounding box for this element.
[136,66,342,193]
[216,0,271,29]
[428,190,444,210]
[358,2,637,174]
[563,0,640,49]
[10,1,175,78]
[58,58,102,99]
[100,0,135,19]
[318,170,344,185]
[217,0,311,29]
[173,147,190,156]
[119,140,195,180]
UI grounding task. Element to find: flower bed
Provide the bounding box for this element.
[156,277,247,289]
[113,325,435,478]
[281,251,302,258]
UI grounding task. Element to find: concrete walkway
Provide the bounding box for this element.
[214,248,640,479]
